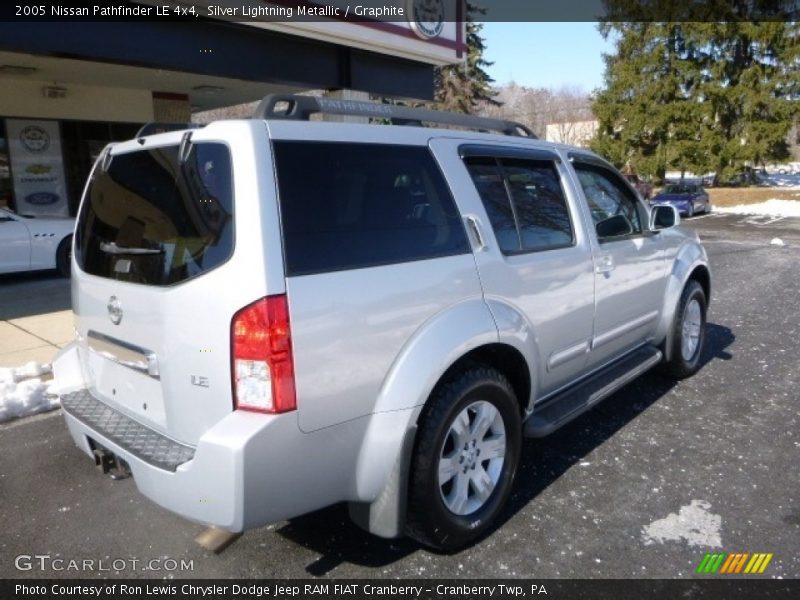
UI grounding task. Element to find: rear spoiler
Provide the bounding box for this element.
[135,122,203,138]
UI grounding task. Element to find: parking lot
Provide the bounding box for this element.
[1,213,798,580]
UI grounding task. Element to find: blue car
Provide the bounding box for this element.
[651,183,711,217]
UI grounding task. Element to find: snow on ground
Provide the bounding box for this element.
[0,362,59,423]
[714,199,800,218]
[642,499,723,548]
[766,173,800,189]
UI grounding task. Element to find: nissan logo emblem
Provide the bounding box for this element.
[107,296,123,325]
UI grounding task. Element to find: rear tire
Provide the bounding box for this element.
[406,365,521,552]
[56,235,72,278]
[662,281,707,379]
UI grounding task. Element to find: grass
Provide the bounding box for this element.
[708,187,800,207]
[654,186,800,207]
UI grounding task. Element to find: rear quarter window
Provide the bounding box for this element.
[273,142,469,276]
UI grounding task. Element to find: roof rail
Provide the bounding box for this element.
[252,94,536,138]
[135,122,203,138]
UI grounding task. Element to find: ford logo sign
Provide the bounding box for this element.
[25,192,60,206]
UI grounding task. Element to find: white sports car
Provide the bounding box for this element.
[0,207,75,277]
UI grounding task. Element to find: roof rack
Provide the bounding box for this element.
[135,122,203,138]
[252,94,536,138]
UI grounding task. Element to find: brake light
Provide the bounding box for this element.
[231,295,296,413]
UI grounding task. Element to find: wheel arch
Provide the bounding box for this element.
[432,343,531,421]
[349,299,535,539]
[654,240,712,361]
[56,233,74,276]
[689,263,711,306]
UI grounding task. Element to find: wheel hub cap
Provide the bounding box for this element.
[681,298,702,361]
[460,440,479,471]
[438,400,507,516]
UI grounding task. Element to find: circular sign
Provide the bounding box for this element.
[407,0,445,39]
[19,125,50,154]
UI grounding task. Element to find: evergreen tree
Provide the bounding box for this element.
[592,22,704,180]
[694,21,800,179]
[592,3,799,180]
[435,4,500,114]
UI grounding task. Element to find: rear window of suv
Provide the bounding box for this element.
[76,142,234,286]
[273,142,469,276]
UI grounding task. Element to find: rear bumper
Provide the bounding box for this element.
[61,387,299,532]
[52,343,351,532]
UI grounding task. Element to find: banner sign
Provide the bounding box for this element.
[7,118,69,216]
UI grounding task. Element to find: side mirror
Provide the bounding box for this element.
[650,204,680,230]
[596,214,633,239]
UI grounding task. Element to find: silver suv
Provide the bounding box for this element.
[54,96,710,551]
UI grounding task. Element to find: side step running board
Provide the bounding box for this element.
[524,346,662,438]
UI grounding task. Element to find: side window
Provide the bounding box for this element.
[463,157,520,254]
[501,158,573,251]
[573,164,642,240]
[465,155,574,254]
[273,142,469,276]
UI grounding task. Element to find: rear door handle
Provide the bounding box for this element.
[595,254,615,274]
[465,215,487,252]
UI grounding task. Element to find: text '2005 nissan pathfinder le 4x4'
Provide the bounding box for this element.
[53,95,710,551]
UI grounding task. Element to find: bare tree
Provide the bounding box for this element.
[477,83,593,139]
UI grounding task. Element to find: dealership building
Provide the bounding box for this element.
[0,1,464,216]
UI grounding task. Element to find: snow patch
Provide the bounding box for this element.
[767,173,800,188]
[642,499,722,548]
[715,199,800,217]
[0,363,59,423]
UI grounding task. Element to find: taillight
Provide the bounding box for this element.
[231,295,296,413]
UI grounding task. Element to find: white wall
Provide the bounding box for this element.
[0,78,154,122]
[545,120,599,147]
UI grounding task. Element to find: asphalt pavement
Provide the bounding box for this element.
[1,213,798,579]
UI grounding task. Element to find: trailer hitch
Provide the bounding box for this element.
[92,447,132,480]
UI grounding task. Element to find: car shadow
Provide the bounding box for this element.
[0,271,71,320]
[500,322,734,526]
[267,322,735,574]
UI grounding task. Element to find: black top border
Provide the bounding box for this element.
[2,0,799,23]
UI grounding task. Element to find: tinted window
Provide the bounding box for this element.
[574,164,642,239]
[273,142,469,276]
[502,159,573,251]
[664,183,698,194]
[466,156,573,253]
[463,157,520,253]
[76,143,234,285]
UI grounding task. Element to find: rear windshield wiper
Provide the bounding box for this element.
[99,241,163,255]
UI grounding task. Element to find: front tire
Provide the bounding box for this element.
[406,366,521,552]
[663,280,707,379]
[56,235,72,278]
